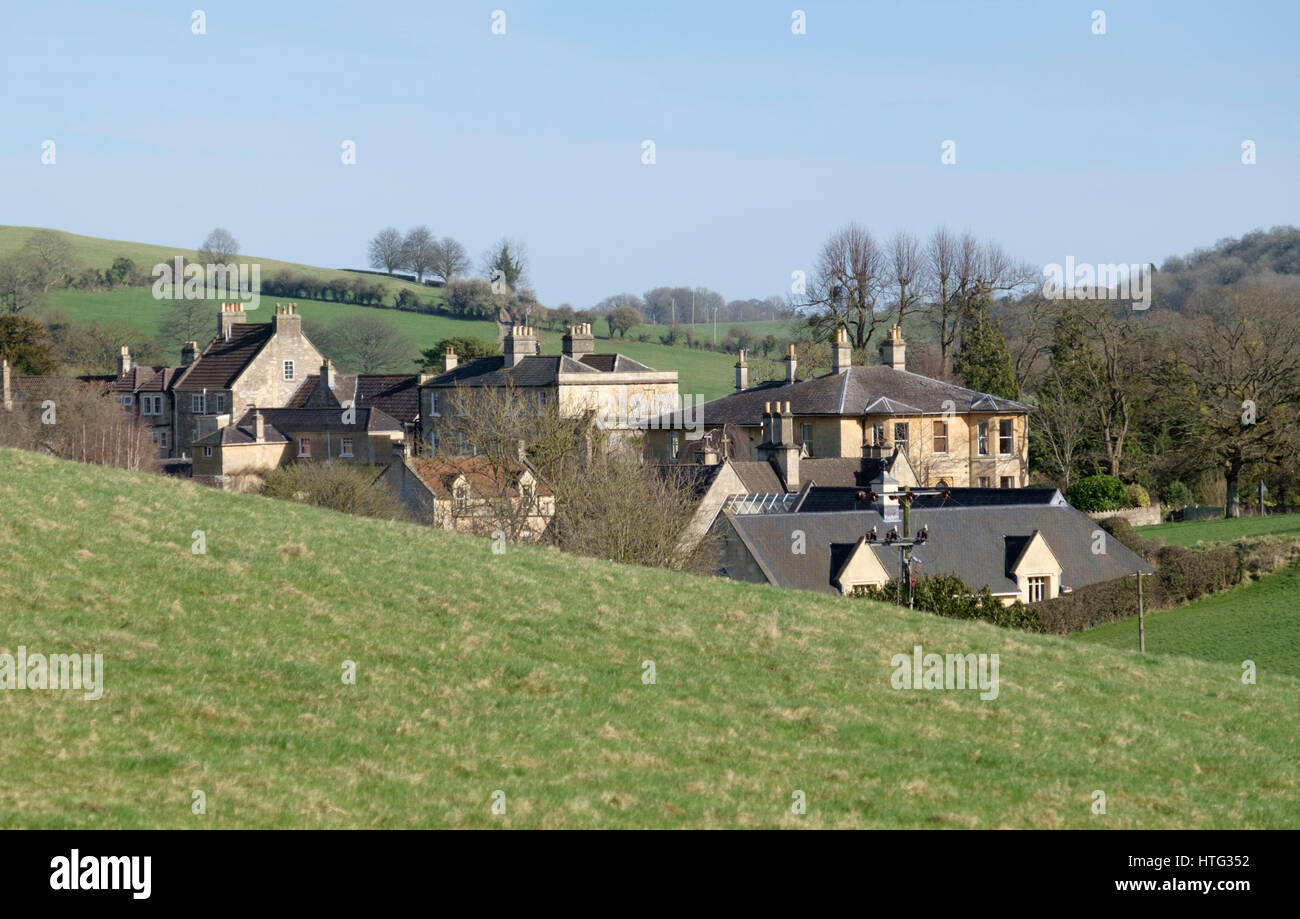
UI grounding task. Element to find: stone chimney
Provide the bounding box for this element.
[1,359,11,411]
[757,400,800,491]
[181,340,199,366]
[562,323,594,360]
[252,410,265,443]
[880,324,906,371]
[504,325,538,369]
[272,302,302,337]
[783,344,797,383]
[735,349,749,391]
[218,301,246,338]
[442,347,458,373]
[831,328,851,374]
[117,346,132,377]
[320,359,335,391]
[873,469,901,522]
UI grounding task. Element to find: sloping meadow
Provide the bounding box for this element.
[0,448,1295,828]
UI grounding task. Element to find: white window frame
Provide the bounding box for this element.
[120,394,134,408]
[429,392,440,416]
[191,394,205,413]
[669,430,680,460]
[202,446,213,458]
[932,419,948,454]
[340,437,353,457]
[212,393,225,412]
[1027,575,1048,603]
[298,437,311,458]
[283,360,295,381]
[998,419,1015,456]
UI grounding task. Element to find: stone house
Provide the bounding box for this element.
[418,324,679,455]
[381,449,556,540]
[646,326,1031,488]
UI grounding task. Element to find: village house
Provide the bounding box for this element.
[708,483,1153,602]
[646,326,1032,489]
[381,446,555,540]
[418,323,679,455]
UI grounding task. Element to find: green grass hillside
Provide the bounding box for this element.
[1141,514,1300,547]
[1075,561,1300,677]
[0,448,1296,828]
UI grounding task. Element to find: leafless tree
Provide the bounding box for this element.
[431,237,471,281]
[802,223,889,349]
[21,230,77,292]
[198,228,239,264]
[1033,383,1090,489]
[368,227,407,276]
[889,230,923,326]
[403,226,438,283]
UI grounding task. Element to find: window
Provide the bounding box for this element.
[999,419,1014,455]
[143,395,163,415]
[120,394,134,408]
[212,393,225,412]
[283,361,295,381]
[202,446,212,458]
[1001,476,1016,489]
[191,394,206,413]
[800,423,813,454]
[932,420,948,453]
[872,422,885,447]
[893,422,909,453]
[454,484,469,513]
[537,390,548,409]
[429,392,440,416]
[298,437,311,458]
[340,438,353,457]
[457,433,469,454]
[977,421,989,455]
[978,476,991,488]
[1027,576,1048,603]
[428,431,439,455]
[669,430,680,460]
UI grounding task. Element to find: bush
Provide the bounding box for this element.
[261,463,410,521]
[1096,515,1145,554]
[1125,483,1150,507]
[1066,474,1128,512]
[1163,480,1193,508]
[857,573,1045,632]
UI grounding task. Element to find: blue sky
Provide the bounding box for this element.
[2,0,1296,306]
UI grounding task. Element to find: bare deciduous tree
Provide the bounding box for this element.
[403,226,438,283]
[198,228,239,264]
[802,223,888,350]
[431,236,471,282]
[368,227,407,276]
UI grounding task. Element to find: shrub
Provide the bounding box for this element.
[1163,480,1193,508]
[261,463,410,522]
[1066,474,1128,512]
[1125,483,1150,507]
[1096,516,1146,555]
[857,573,1046,632]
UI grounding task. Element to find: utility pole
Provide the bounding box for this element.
[713,307,718,346]
[691,289,695,326]
[1137,572,1145,653]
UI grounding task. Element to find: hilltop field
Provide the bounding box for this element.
[0,448,1295,829]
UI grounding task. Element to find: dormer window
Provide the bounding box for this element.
[1027,576,1048,603]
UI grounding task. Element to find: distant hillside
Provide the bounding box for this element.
[1154,225,1300,311]
[1,447,1296,828]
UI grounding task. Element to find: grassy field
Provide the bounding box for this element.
[0,447,1296,828]
[1141,514,1300,547]
[8,225,749,399]
[1074,562,1300,677]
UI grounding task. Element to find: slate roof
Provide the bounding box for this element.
[578,353,655,373]
[674,365,1032,427]
[174,324,274,390]
[653,463,725,498]
[794,486,1065,513]
[191,419,289,447]
[354,374,421,425]
[423,354,601,387]
[254,407,404,434]
[722,503,1152,596]
[729,460,785,494]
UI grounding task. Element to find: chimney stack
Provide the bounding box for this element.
[831,328,851,374]
[218,301,246,337]
[272,302,302,337]
[181,340,199,366]
[734,349,749,391]
[117,346,132,377]
[758,400,799,491]
[880,324,906,371]
[2,359,11,412]
[783,344,797,383]
[504,325,539,369]
[320,359,335,391]
[562,323,595,360]
[253,410,265,444]
[442,347,458,373]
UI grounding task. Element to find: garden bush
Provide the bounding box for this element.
[1066,474,1128,512]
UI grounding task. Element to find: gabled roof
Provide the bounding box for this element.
[191,419,289,447]
[578,353,654,373]
[794,486,1065,513]
[174,324,274,390]
[355,374,420,425]
[681,364,1031,427]
[250,407,404,434]
[408,455,553,498]
[721,504,1152,596]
